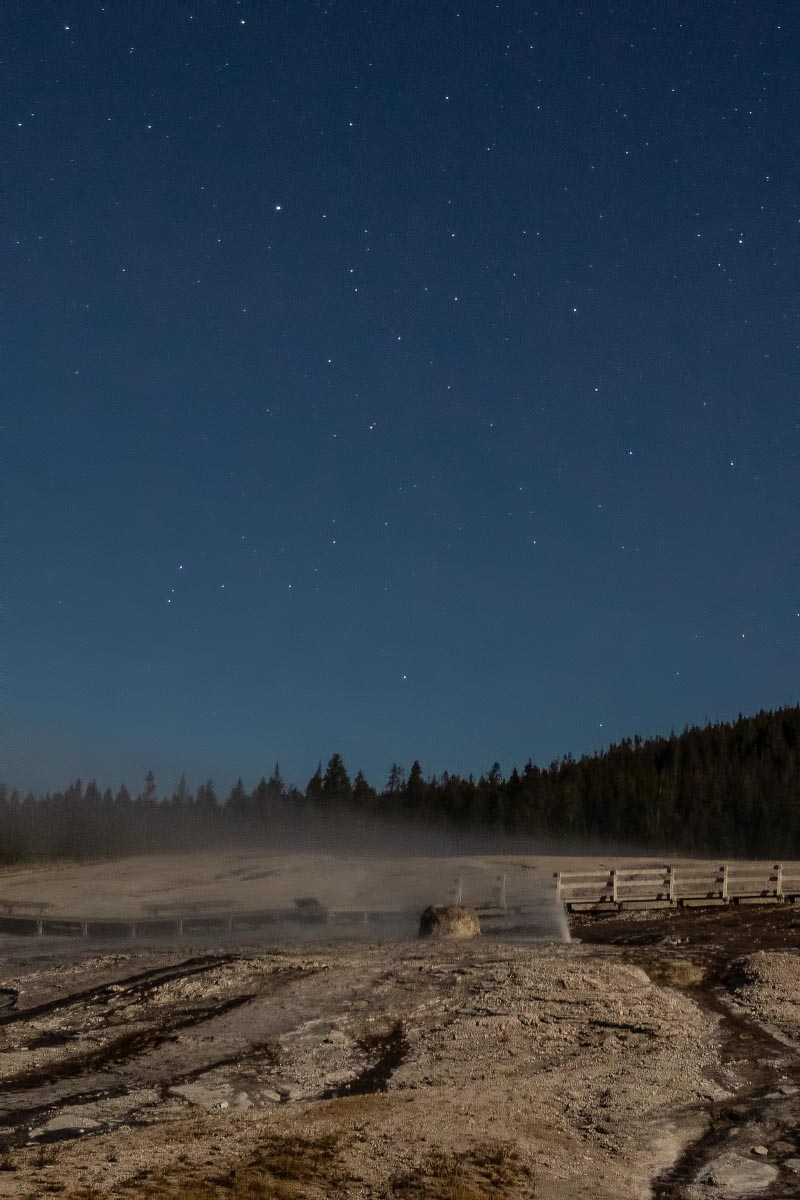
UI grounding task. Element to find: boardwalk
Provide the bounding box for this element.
[0,861,796,938]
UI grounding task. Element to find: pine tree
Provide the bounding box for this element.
[385,763,406,797]
[173,774,190,808]
[226,777,250,820]
[322,754,353,803]
[353,770,377,807]
[266,763,285,803]
[405,761,427,811]
[306,764,324,805]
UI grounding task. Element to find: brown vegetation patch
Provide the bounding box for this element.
[64,1134,347,1200]
[646,959,706,989]
[390,1141,534,1198]
[312,1088,403,1128]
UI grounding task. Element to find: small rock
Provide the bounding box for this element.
[785,1158,800,1174]
[169,1083,229,1111]
[34,1114,101,1137]
[752,1145,769,1156]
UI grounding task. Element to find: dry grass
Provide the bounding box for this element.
[390,1141,534,1199]
[251,1132,341,1182]
[649,959,706,988]
[314,1090,398,1123]
[66,1134,345,1200]
[64,1137,530,1200]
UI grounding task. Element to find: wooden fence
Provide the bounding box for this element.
[1,863,798,937]
[553,863,800,911]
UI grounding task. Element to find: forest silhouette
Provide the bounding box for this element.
[1,706,797,863]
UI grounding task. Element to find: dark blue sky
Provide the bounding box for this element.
[7,2,797,795]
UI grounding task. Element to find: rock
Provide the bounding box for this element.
[752,1145,769,1155]
[700,1151,777,1193]
[33,1114,101,1137]
[169,1083,229,1111]
[785,1158,800,1173]
[418,905,481,940]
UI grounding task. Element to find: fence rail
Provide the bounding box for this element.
[0,897,54,915]
[553,863,799,911]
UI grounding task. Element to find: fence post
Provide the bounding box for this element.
[553,872,562,904]
[610,868,618,904]
[667,866,675,904]
[774,864,783,899]
[720,864,729,901]
[497,873,507,909]
[454,877,463,905]
[82,921,89,937]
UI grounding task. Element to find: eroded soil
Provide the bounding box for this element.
[0,903,797,1199]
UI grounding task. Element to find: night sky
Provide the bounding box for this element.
[7,2,798,796]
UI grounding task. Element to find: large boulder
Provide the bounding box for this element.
[418,904,480,940]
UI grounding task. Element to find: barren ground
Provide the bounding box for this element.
[0,851,798,1199]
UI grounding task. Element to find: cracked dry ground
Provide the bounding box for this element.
[0,909,798,1199]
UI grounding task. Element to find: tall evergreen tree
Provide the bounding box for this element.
[266,762,285,803]
[226,777,250,820]
[322,754,353,803]
[404,760,427,812]
[305,764,324,805]
[385,763,406,796]
[352,769,377,807]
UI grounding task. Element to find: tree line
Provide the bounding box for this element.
[1,706,797,864]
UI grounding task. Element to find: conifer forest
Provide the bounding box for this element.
[2,706,797,864]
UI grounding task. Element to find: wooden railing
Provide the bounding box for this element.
[0,897,54,915]
[141,899,240,917]
[553,863,800,910]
